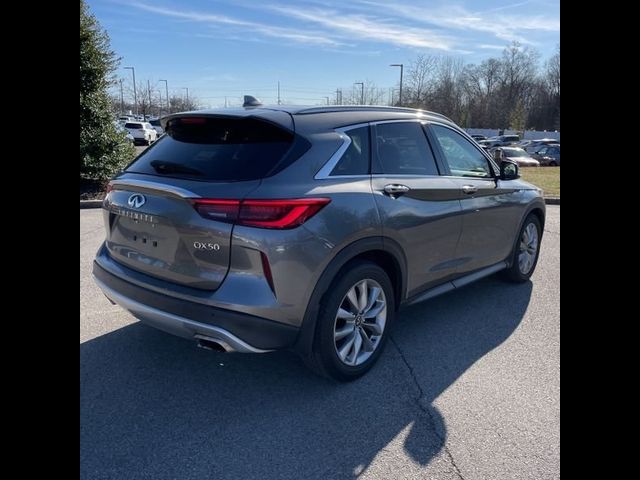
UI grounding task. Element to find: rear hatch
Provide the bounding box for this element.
[103,114,297,290]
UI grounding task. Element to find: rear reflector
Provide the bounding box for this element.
[190,198,330,229]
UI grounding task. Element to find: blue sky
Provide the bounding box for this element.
[89,0,560,107]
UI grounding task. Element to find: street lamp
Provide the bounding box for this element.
[124,66,137,115]
[119,79,124,115]
[183,87,189,104]
[354,82,364,105]
[390,64,403,106]
[159,79,169,115]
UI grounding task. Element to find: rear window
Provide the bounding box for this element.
[125,123,143,129]
[126,116,295,182]
[149,119,161,126]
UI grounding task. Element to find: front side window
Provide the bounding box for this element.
[330,126,370,176]
[430,125,492,178]
[374,122,439,175]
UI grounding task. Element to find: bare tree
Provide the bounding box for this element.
[403,54,437,107]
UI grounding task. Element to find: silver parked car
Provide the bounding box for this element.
[491,147,540,167]
[94,103,545,381]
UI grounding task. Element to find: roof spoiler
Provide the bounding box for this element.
[243,95,263,108]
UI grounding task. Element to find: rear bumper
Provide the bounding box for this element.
[92,261,299,351]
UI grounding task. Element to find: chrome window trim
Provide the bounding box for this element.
[315,118,496,181]
[314,122,370,179]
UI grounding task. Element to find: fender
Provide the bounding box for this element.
[293,236,407,355]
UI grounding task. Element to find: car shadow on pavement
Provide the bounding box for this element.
[80,276,532,479]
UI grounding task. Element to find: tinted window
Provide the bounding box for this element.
[374,122,438,175]
[149,119,161,126]
[124,123,143,129]
[330,126,370,176]
[431,125,492,178]
[126,117,295,182]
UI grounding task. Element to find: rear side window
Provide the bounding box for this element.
[125,123,143,129]
[330,126,370,176]
[374,122,439,175]
[126,117,295,182]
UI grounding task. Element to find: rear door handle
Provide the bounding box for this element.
[383,184,411,197]
[462,185,478,194]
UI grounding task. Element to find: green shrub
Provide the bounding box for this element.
[80,0,134,180]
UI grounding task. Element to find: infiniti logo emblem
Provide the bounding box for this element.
[127,194,146,209]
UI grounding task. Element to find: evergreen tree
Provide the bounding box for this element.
[80,0,134,180]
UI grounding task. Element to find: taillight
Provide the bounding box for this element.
[191,199,241,223]
[190,198,330,229]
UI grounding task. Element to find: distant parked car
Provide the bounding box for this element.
[124,121,157,145]
[114,121,135,144]
[531,145,560,166]
[485,134,520,148]
[476,140,492,151]
[523,138,559,153]
[148,118,165,137]
[470,134,487,141]
[491,147,540,167]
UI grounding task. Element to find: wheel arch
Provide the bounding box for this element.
[506,200,546,268]
[293,236,407,355]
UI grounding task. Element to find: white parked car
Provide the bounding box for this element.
[124,121,157,145]
[148,118,164,137]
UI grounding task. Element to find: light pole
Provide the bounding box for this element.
[324,96,330,105]
[159,79,169,115]
[390,64,403,106]
[183,87,189,105]
[354,82,364,105]
[119,79,124,115]
[124,66,137,115]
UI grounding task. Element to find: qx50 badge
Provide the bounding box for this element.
[127,193,146,208]
[194,242,221,251]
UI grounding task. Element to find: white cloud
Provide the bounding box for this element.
[351,1,559,45]
[268,6,455,50]
[130,2,343,46]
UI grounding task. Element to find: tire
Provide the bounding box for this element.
[502,214,542,283]
[549,161,558,166]
[304,260,395,382]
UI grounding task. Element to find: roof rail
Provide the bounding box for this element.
[294,105,454,122]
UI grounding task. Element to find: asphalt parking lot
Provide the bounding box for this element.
[80,206,559,480]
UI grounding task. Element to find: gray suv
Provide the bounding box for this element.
[93,104,545,381]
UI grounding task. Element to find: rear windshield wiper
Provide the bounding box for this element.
[149,160,204,176]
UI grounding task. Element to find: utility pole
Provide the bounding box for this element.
[324,96,329,105]
[159,79,169,115]
[339,89,342,104]
[335,88,340,105]
[354,82,364,105]
[277,81,281,105]
[183,87,189,104]
[224,96,228,108]
[124,66,137,114]
[390,64,403,106]
[119,79,124,114]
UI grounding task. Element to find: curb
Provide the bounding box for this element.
[81,197,560,209]
[80,200,103,209]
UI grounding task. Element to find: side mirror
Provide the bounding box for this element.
[500,160,519,180]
